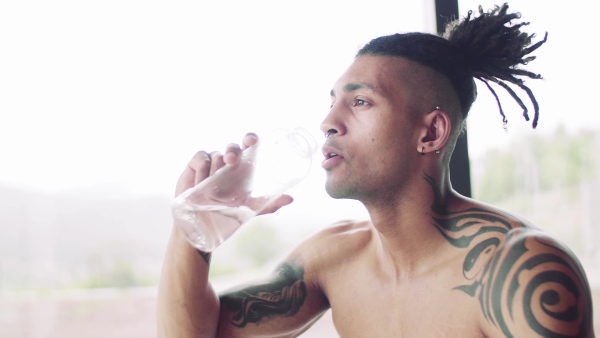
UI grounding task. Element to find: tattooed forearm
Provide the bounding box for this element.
[220,262,307,328]
[424,173,592,337]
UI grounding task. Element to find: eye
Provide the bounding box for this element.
[353,99,369,107]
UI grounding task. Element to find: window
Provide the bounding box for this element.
[2,1,597,336]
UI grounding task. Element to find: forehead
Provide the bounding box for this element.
[331,55,417,96]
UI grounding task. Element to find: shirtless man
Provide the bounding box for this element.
[157,4,594,337]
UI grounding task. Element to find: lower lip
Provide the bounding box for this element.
[322,156,344,170]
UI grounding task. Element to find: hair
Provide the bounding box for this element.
[356,3,547,129]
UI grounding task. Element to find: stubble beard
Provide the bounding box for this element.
[324,172,381,202]
[324,166,410,206]
[324,174,359,200]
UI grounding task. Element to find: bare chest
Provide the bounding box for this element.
[323,267,487,337]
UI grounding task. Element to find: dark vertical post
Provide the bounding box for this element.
[435,0,472,198]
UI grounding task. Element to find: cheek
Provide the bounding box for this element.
[354,144,396,175]
[355,116,414,164]
[369,138,414,176]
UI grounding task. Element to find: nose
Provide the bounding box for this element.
[320,105,345,138]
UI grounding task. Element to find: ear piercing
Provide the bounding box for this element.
[421,147,441,156]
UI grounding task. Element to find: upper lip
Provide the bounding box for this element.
[322,145,342,159]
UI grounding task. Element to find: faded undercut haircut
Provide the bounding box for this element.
[356,3,547,130]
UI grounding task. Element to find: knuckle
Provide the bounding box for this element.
[209,151,224,161]
[193,150,210,159]
[190,151,212,170]
[197,157,211,171]
[226,143,241,153]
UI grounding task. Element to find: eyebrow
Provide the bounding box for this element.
[330,82,375,97]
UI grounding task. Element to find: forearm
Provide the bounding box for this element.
[157,227,221,338]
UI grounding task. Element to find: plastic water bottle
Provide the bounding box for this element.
[172,127,317,252]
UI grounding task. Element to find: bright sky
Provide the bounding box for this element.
[1,0,598,200]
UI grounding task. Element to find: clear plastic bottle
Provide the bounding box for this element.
[171,127,317,252]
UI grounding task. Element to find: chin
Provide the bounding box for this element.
[325,181,358,200]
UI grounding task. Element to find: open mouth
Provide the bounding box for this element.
[321,146,343,169]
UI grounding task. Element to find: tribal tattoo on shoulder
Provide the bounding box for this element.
[220,262,307,328]
[424,174,592,337]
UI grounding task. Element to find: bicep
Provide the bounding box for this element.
[216,261,330,338]
[484,230,594,337]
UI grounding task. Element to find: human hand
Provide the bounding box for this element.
[175,133,293,215]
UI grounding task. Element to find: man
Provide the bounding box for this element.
[158,4,594,337]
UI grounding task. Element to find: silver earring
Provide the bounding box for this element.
[435,149,440,154]
[434,106,442,110]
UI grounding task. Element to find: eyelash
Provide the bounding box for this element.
[354,99,368,107]
[329,98,369,109]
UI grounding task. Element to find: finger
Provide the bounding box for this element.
[223,143,242,165]
[190,151,212,185]
[241,133,258,150]
[258,194,294,215]
[209,151,225,175]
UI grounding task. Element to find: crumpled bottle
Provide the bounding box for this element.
[171,127,317,252]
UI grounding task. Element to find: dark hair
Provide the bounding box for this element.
[356,3,547,129]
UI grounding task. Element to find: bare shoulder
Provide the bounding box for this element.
[427,194,595,337]
[304,219,373,244]
[287,219,375,273]
[481,226,594,337]
[442,199,595,337]
[307,219,373,238]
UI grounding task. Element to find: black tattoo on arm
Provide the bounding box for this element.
[424,173,593,337]
[220,262,307,328]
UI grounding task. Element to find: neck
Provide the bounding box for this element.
[364,170,459,278]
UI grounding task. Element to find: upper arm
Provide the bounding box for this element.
[213,220,363,338]
[216,259,330,338]
[482,229,594,338]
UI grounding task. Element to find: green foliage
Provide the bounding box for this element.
[232,221,288,268]
[474,148,518,202]
[208,263,239,278]
[207,219,291,279]
[75,251,154,289]
[536,126,596,190]
[473,125,598,203]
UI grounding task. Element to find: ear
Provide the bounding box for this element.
[416,108,451,155]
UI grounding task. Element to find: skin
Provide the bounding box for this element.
[157,55,594,337]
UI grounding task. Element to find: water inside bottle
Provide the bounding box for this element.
[173,198,257,252]
[171,127,317,252]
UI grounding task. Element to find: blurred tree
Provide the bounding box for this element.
[232,220,289,268]
[475,148,518,202]
[78,244,154,288]
[474,125,598,203]
[472,125,600,255]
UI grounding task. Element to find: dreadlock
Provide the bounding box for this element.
[356,3,547,129]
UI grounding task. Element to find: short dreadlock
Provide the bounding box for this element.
[356,3,547,129]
